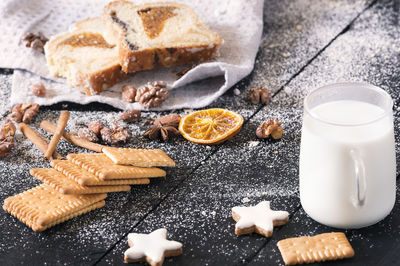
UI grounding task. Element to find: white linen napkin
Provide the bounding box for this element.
[0,0,264,110]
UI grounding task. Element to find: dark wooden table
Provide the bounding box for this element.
[1,0,399,265]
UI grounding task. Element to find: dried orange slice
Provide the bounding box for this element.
[179,108,244,145]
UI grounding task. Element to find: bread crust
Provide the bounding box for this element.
[103,1,223,73]
[119,44,220,73]
[74,64,128,96]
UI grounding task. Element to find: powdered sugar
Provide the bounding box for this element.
[1,0,399,265]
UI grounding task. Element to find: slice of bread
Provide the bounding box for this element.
[103,1,223,73]
[45,18,128,95]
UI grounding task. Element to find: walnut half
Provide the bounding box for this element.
[135,81,169,108]
[248,87,271,104]
[256,119,283,139]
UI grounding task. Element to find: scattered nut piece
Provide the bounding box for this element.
[10,111,23,123]
[248,87,271,104]
[154,114,181,128]
[135,81,169,108]
[21,32,35,45]
[122,85,137,102]
[256,119,283,139]
[0,120,16,141]
[119,110,141,122]
[100,123,132,146]
[21,32,48,53]
[0,120,16,158]
[31,83,46,97]
[100,127,113,145]
[88,121,104,136]
[9,104,24,123]
[22,104,39,123]
[111,123,132,145]
[30,39,45,53]
[9,103,39,123]
[78,128,99,143]
[0,139,14,158]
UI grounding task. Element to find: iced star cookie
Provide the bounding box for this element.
[124,228,183,266]
[232,201,289,237]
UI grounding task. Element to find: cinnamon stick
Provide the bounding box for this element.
[40,120,105,153]
[18,123,63,160]
[44,111,70,160]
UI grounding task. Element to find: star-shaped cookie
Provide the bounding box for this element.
[124,228,183,266]
[232,201,289,237]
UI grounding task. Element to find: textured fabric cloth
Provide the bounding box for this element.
[0,0,263,110]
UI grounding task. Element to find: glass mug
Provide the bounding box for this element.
[299,82,396,229]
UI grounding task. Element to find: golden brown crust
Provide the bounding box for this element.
[119,44,220,73]
[74,64,128,95]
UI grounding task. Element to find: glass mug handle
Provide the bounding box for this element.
[350,149,367,208]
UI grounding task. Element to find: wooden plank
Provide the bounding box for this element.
[98,0,400,264]
[247,0,400,264]
[0,110,215,265]
[247,188,400,266]
[95,120,302,265]
[0,0,377,265]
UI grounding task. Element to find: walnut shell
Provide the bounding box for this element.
[0,120,16,141]
[135,81,169,108]
[248,87,271,104]
[31,84,46,97]
[256,119,283,139]
[122,85,137,103]
[88,121,104,135]
[78,128,99,143]
[0,141,14,158]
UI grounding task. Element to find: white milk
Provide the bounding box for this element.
[299,100,396,228]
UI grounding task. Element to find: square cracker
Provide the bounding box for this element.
[102,147,175,167]
[67,153,166,180]
[50,160,150,186]
[2,184,106,232]
[277,232,355,265]
[30,168,131,194]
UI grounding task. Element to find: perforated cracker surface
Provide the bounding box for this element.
[30,168,131,194]
[67,153,166,180]
[277,232,355,265]
[2,184,106,231]
[50,160,150,186]
[102,147,175,167]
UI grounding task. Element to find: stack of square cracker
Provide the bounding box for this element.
[3,148,175,232]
